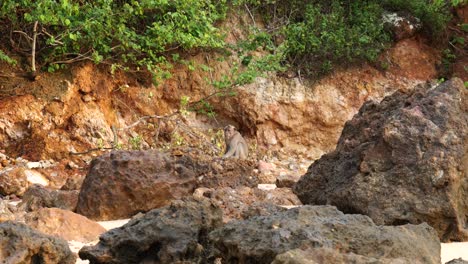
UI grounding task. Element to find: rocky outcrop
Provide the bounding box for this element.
[209,205,440,264]
[25,207,106,243]
[76,150,198,220]
[19,184,79,212]
[79,198,223,264]
[294,78,468,241]
[0,221,76,263]
[76,150,259,220]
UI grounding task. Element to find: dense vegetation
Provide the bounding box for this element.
[0,0,462,80]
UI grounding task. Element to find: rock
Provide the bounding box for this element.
[276,173,301,188]
[60,174,85,190]
[25,207,106,243]
[0,221,76,263]
[209,205,440,264]
[196,157,259,188]
[258,160,276,173]
[0,167,30,196]
[76,150,198,220]
[0,199,15,222]
[272,248,412,264]
[446,258,468,264]
[294,78,468,241]
[18,184,79,212]
[199,186,300,222]
[79,198,223,264]
[383,12,422,41]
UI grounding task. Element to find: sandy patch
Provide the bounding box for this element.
[441,242,468,263]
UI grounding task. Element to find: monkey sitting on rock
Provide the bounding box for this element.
[222,125,248,159]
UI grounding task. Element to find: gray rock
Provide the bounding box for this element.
[209,205,440,264]
[273,248,413,264]
[446,258,468,264]
[294,78,468,241]
[0,221,76,263]
[18,184,79,212]
[79,198,223,264]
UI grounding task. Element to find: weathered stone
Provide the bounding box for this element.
[0,167,30,196]
[276,173,301,188]
[79,198,223,264]
[209,205,440,264]
[18,184,79,212]
[0,199,15,222]
[0,221,76,263]
[446,258,468,264]
[76,150,198,220]
[272,247,413,264]
[25,207,106,243]
[294,78,468,241]
[197,186,300,222]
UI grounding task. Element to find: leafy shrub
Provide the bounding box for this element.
[0,0,227,78]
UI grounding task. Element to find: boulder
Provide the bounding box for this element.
[76,150,198,220]
[0,221,76,263]
[25,207,106,243]
[294,78,468,241]
[79,198,223,264]
[209,205,440,264]
[18,184,79,212]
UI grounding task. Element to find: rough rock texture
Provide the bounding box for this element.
[446,259,468,264]
[0,221,76,263]
[209,205,440,264]
[195,186,300,222]
[0,167,34,196]
[294,78,468,241]
[76,150,198,220]
[19,184,79,212]
[25,207,106,243]
[272,247,414,264]
[0,199,15,222]
[79,198,223,264]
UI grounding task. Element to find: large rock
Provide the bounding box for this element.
[209,205,440,264]
[25,207,106,243]
[79,198,223,264]
[19,184,79,212]
[294,78,468,241]
[76,150,198,220]
[0,221,76,263]
[0,167,48,196]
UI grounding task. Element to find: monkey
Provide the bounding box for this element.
[222,125,248,159]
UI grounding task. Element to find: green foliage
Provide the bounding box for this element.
[267,0,390,75]
[128,134,143,150]
[0,0,227,79]
[381,0,451,38]
[0,50,16,65]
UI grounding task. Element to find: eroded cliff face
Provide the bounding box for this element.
[0,34,440,166]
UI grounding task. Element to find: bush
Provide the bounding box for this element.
[0,0,228,77]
